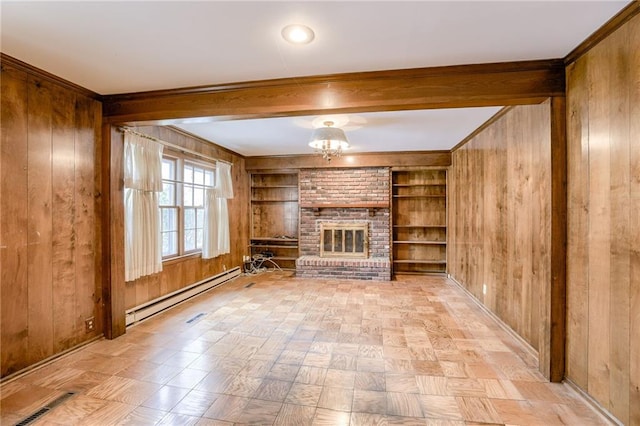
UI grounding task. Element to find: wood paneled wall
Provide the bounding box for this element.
[107,126,249,312]
[565,13,639,425]
[1,59,102,377]
[448,102,552,366]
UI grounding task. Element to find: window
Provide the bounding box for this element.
[159,155,215,259]
[160,158,178,257]
[183,162,214,253]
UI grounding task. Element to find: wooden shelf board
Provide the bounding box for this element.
[252,185,298,188]
[251,199,298,202]
[392,184,446,187]
[392,195,446,198]
[393,260,447,265]
[251,244,299,249]
[393,240,446,245]
[393,225,447,228]
[271,256,297,261]
[393,271,447,276]
[251,171,298,175]
[251,237,298,242]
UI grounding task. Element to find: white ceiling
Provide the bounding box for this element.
[175,108,503,156]
[1,1,629,156]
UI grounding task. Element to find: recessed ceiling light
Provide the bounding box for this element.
[281,24,315,44]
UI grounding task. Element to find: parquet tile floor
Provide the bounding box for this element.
[1,272,611,425]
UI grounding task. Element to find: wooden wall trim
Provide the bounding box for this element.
[105,125,126,338]
[0,53,101,100]
[549,96,567,382]
[102,59,565,124]
[101,123,114,338]
[564,1,640,65]
[448,276,539,361]
[563,379,624,426]
[245,151,451,170]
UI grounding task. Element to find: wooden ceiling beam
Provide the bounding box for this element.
[245,151,451,170]
[102,59,565,124]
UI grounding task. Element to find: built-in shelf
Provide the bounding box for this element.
[392,169,447,275]
[250,172,299,270]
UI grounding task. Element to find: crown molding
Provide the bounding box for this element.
[564,0,640,65]
[0,53,101,100]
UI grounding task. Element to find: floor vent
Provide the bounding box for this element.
[16,392,76,426]
[186,313,206,324]
[245,282,256,288]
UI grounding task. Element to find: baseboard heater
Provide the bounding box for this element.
[125,266,241,326]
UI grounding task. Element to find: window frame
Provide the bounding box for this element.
[182,160,215,255]
[160,156,180,259]
[159,152,215,261]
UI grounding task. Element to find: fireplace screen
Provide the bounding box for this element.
[320,222,368,258]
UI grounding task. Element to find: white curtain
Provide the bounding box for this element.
[124,133,164,281]
[202,161,234,259]
[216,161,234,199]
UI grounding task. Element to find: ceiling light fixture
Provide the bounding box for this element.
[281,24,315,44]
[309,121,349,161]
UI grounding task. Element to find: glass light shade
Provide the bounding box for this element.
[309,125,349,161]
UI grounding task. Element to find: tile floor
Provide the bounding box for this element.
[0,272,611,425]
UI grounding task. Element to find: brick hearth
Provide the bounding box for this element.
[296,255,391,280]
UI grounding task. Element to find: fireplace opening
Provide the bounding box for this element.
[320,222,368,258]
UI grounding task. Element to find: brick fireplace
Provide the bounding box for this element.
[295,167,391,280]
[320,222,368,258]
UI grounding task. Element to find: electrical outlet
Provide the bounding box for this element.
[85,317,95,333]
[482,284,487,295]
[223,264,227,271]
